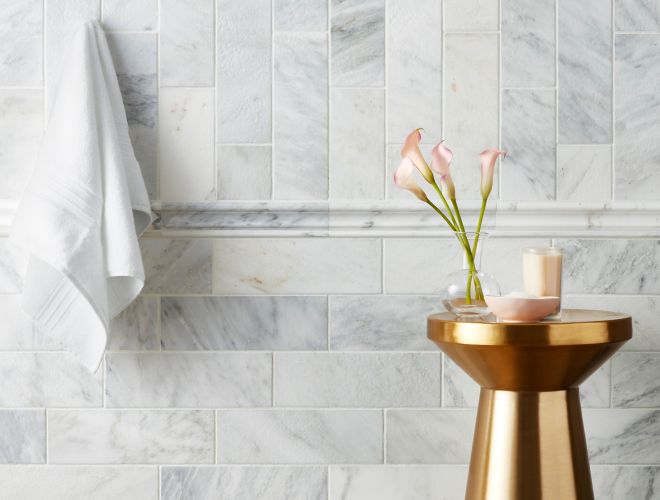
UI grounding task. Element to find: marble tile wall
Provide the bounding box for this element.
[2,1,660,499]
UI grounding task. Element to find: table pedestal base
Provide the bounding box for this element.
[466,388,593,500]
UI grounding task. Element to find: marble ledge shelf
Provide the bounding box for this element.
[1,200,660,238]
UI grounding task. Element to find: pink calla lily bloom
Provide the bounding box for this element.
[431,141,456,199]
[401,128,435,184]
[394,157,428,202]
[479,148,507,198]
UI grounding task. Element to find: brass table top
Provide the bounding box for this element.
[428,309,632,346]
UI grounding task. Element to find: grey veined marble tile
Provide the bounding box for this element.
[386,410,475,464]
[558,0,612,144]
[612,353,660,407]
[216,410,383,463]
[274,353,441,407]
[592,466,660,500]
[329,466,468,500]
[161,296,327,350]
[141,238,212,294]
[0,410,45,463]
[331,0,385,86]
[558,239,660,294]
[585,409,660,463]
[109,295,159,350]
[102,0,157,31]
[502,0,555,87]
[0,90,44,199]
[387,0,442,140]
[275,0,327,30]
[615,0,660,31]
[330,89,385,199]
[329,295,441,350]
[0,0,42,86]
[444,0,498,30]
[0,467,158,500]
[501,89,556,200]
[557,145,612,201]
[162,466,327,500]
[0,353,102,407]
[106,33,158,198]
[563,295,660,351]
[217,145,272,200]
[273,33,328,199]
[615,34,660,200]
[48,410,214,464]
[105,353,272,407]
[160,0,214,86]
[216,0,271,143]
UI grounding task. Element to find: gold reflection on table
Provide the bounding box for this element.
[428,310,632,500]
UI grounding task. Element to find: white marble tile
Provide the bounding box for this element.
[216,0,271,143]
[141,238,212,294]
[592,466,660,500]
[213,238,381,294]
[585,409,660,463]
[329,295,441,350]
[387,0,442,140]
[0,466,158,500]
[162,466,327,500]
[444,0,499,30]
[216,410,383,463]
[331,0,384,86]
[106,33,158,198]
[615,0,660,31]
[0,353,102,407]
[563,295,660,351]
[275,0,327,30]
[0,410,45,463]
[273,33,328,199]
[444,34,499,200]
[0,0,42,86]
[0,295,35,348]
[217,146,272,200]
[161,296,327,350]
[106,353,272,407]
[501,89,556,200]
[557,145,612,201]
[0,90,44,199]
[615,34,660,200]
[102,0,157,31]
[274,353,441,407]
[612,353,660,407]
[48,410,214,464]
[502,0,555,87]
[45,0,100,110]
[329,465,468,500]
[385,144,412,199]
[386,410,475,463]
[160,0,214,86]
[558,239,660,294]
[109,295,159,350]
[0,239,26,293]
[330,89,384,199]
[159,87,215,202]
[558,0,612,143]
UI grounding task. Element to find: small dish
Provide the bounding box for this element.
[484,296,560,323]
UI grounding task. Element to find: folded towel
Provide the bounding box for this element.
[10,20,151,371]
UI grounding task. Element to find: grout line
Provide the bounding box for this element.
[611,5,616,201]
[270,0,275,200]
[326,0,331,201]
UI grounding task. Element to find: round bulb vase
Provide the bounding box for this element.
[442,232,500,318]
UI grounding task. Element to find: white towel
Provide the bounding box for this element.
[10,20,151,371]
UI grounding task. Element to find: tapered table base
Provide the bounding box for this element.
[467,388,591,500]
[427,310,632,500]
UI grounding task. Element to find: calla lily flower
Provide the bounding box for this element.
[394,157,428,202]
[479,148,507,199]
[441,173,456,200]
[431,141,453,176]
[401,128,435,184]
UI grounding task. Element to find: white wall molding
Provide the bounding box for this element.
[2,199,660,238]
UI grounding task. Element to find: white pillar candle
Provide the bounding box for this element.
[522,247,563,318]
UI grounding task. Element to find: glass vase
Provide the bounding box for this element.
[442,232,501,318]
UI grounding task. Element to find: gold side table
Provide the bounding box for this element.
[428,309,632,500]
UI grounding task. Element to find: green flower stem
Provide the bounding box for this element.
[424,199,456,232]
[471,197,488,256]
[431,181,458,229]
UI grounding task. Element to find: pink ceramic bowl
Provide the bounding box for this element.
[484,296,560,323]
